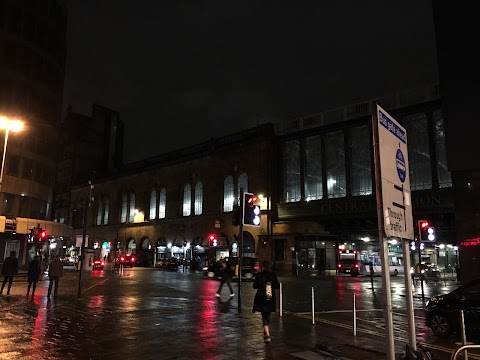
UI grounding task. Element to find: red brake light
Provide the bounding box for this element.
[131,257,135,262]
[120,256,125,261]
[338,264,342,268]
[254,265,260,270]
[101,261,104,265]
[355,264,359,268]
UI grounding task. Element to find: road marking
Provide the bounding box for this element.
[83,278,110,293]
[286,311,480,359]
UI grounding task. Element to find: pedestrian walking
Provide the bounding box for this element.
[1,251,18,296]
[252,260,279,343]
[47,255,63,299]
[215,260,234,298]
[27,256,41,297]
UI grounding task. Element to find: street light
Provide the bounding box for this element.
[0,116,24,208]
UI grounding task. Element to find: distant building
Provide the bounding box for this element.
[69,85,455,274]
[0,0,70,264]
[52,104,124,225]
[433,3,480,282]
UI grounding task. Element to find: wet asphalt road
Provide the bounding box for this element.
[0,267,476,360]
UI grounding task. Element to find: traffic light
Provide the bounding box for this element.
[418,220,435,242]
[39,228,47,242]
[209,234,217,247]
[28,228,35,243]
[243,192,261,226]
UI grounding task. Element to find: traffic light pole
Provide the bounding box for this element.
[237,188,244,313]
[77,180,93,298]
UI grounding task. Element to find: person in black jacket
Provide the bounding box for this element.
[252,260,279,343]
[27,256,41,297]
[1,251,18,296]
[215,260,234,297]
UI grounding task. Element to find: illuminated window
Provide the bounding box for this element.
[149,190,157,220]
[305,135,322,201]
[183,184,191,216]
[104,199,109,225]
[159,188,166,219]
[223,176,234,212]
[403,113,432,190]
[349,125,372,196]
[96,201,103,226]
[129,193,136,222]
[326,130,346,198]
[434,110,452,188]
[120,195,127,223]
[237,173,248,204]
[283,140,301,202]
[194,182,203,215]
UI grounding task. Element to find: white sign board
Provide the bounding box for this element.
[76,235,89,248]
[377,105,414,240]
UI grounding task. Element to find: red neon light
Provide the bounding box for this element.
[460,238,480,247]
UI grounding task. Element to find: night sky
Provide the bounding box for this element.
[63,1,438,164]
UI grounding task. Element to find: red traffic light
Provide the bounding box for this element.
[419,221,429,228]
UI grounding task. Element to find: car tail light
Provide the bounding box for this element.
[131,257,135,262]
[254,265,260,270]
[355,264,359,268]
[338,264,342,268]
[101,261,104,265]
[120,256,125,261]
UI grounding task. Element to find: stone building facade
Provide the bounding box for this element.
[69,85,457,276]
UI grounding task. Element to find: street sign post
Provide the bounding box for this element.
[374,105,416,357]
[377,105,413,239]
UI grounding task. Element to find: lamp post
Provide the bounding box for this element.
[0,116,24,209]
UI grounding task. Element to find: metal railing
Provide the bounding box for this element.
[451,345,480,360]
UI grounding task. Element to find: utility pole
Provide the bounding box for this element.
[238,188,244,313]
[77,180,94,298]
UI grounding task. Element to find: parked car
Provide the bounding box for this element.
[155,258,168,268]
[425,279,480,337]
[202,257,259,280]
[165,258,179,270]
[92,258,104,270]
[114,255,136,268]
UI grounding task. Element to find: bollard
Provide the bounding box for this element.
[312,287,315,325]
[460,310,468,360]
[280,282,283,317]
[353,292,357,337]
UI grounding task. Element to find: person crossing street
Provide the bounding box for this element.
[215,260,234,298]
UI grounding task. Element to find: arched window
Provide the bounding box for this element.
[183,184,191,216]
[96,200,103,226]
[223,176,234,212]
[194,181,203,215]
[159,188,166,219]
[120,195,127,223]
[237,173,248,204]
[149,190,157,220]
[129,193,136,222]
[104,199,109,225]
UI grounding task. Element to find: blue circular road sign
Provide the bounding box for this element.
[396,148,406,183]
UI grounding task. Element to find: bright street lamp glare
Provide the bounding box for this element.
[10,120,24,132]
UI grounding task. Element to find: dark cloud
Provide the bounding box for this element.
[64,1,438,163]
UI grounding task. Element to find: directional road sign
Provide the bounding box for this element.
[377,105,414,240]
